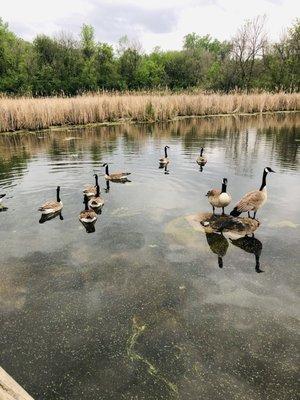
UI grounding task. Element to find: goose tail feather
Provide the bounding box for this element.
[230,207,242,217]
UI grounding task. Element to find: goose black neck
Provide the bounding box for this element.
[84,197,89,211]
[96,184,100,197]
[94,174,99,187]
[105,164,109,175]
[221,182,227,193]
[164,147,168,158]
[200,148,204,156]
[56,187,60,202]
[259,170,268,191]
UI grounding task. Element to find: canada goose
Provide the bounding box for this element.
[159,146,170,166]
[206,232,229,268]
[88,175,104,210]
[102,163,131,182]
[196,148,207,166]
[83,174,98,197]
[230,236,263,273]
[230,167,275,218]
[206,178,232,215]
[79,195,97,223]
[38,186,63,214]
[0,194,6,203]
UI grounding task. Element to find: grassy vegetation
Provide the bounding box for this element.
[0,92,299,132]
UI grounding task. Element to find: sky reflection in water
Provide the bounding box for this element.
[0,113,299,400]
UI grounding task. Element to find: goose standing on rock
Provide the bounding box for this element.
[102,163,131,183]
[38,186,63,214]
[230,167,275,219]
[206,178,232,215]
[88,174,104,210]
[159,146,170,166]
[196,148,207,166]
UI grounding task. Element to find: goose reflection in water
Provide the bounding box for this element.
[105,179,110,193]
[159,164,170,174]
[199,163,205,172]
[80,220,96,233]
[230,236,264,273]
[205,232,229,268]
[39,210,64,224]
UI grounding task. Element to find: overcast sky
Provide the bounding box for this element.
[1,0,299,51]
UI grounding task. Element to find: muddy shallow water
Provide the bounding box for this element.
[0,113,299,400]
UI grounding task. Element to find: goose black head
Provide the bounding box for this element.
[265,167,275,173]
[102,163,108,167]
[223,178,228,184]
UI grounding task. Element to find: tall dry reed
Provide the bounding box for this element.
[0,92,299,132]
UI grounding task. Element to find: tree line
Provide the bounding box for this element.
[0,16,299,96]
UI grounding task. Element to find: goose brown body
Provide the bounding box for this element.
[207,178,231,214]
[83,185,97,197]
[38,186,63,215]
[102,163,131,182]
[230,167,275,218]
[79,195,97,223]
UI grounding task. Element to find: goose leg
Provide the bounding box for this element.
[222,207,225,215]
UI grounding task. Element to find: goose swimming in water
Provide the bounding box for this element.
[88,174,104,210]
[38,186,63,215]
[102,163,131,182]
[159,146,170,166]
[196,148,207,166]
[83,174,98,197]
[79,195,97,224]
[230,167,275,218]
[206,178,232,215]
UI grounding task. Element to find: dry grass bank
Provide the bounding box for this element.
[0,92,299,132]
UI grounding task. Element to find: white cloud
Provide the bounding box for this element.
[1,0,299,51]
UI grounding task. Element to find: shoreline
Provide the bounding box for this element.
[1,109,299,136]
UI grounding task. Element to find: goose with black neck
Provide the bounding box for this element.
[206,178,232,215]
[230,167,275,219]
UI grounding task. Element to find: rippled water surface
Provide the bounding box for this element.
[0,114,299,400]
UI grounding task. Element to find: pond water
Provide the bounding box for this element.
[0,113,299,400]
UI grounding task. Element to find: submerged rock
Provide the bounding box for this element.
[186,212,260,237]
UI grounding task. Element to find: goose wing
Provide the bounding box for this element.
[79,209,97,220]
[38,201,60,211]
[159,157,169,163]
[110,171,131,179]
[234,190,265,212]
[207,189,221,197]
[83,185,96,194]
[89,196,105,207]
